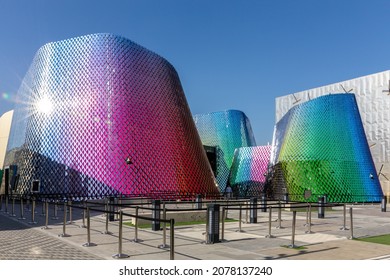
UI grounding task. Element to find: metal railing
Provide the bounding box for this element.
[0,193,366,259]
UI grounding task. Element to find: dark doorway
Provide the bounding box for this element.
[203,145,217,176]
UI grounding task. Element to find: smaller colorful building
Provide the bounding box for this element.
[193,110,256,192]
[228,145,272,197]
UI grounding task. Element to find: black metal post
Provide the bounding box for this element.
[196,194,202,210]
[206,204,220,244]
[109,197,115,221]
[250,197,257,223]
[152,199,161,231]
[318,196,325,218]
[284,193,289,203]
[170,219,175,260]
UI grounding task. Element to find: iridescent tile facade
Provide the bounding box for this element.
[276,71,390,197]
[1,33,219,199]
[270,94,383,202]
[193,110,256,192]
[229,146,271,197]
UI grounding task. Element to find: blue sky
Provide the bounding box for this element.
[1,0,390,145]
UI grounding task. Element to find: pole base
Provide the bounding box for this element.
[18,217,26,220]
[51,217,59,220]
[132,239,142,243]
[348,236,354,240]
[83,242,97,247]
[79,224,87,228]
[276,226,284,229]
[41,226,50,230]
[10,214,16,217]
[112,253,129,259]
[102,231,112,235]
[58,233,71,237]
[265,235,275,238]
[305,230,313,234]
[288,244,298,248]
[340,226,349,231]
[28,221,37,224]
[158,244,169,249]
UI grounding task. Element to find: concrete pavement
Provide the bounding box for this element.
[1,200,390,260]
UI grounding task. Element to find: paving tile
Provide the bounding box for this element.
[1,201,390,260]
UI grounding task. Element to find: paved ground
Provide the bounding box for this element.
[0,214,100,260]
[0,199,390,260]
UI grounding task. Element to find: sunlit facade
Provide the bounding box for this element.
[1,33,219,198]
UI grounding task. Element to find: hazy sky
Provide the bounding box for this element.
[1,0,390,144]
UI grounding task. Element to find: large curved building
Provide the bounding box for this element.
[270,94,383,203]
[193,110,256,192]
[1,33,219,199]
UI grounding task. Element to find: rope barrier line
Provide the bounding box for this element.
[0,194,347,224]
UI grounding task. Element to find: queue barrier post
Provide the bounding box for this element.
[132,206,140,243]
[348,207,354,240]
[158,203,168,248]
[29,198,37,225]
[58,201,70,237]
[18,198,26,220]
[41,200,50,229]
[265,206,274,238]
[82,207,97,247]
[112,211,129,259]
[289,211,297,248]
[170,219,175,260]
